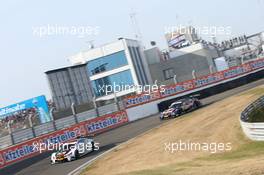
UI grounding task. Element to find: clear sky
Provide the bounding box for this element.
[0,0,263,107]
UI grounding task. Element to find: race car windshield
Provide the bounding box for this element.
[58,144,75,152]
[170,103,182,109]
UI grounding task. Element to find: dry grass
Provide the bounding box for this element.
[82,85,264,175]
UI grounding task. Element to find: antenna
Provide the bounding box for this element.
[129,12,142,41]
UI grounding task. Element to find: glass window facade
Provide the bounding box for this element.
[87,51,128,76]
[128,46,148,85]
[91,70,134,97]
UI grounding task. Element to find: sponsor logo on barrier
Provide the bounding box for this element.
[125,91,161,108]
[194,72,224,88]
[224,67,247,78]
[161,80,194,97]
[0,153,5,166]
[86,111,128,133]
[33,126,87,151]
[4,144,38,162]
[250,59,264,70]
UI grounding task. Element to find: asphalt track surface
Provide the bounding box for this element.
[1,78,264,175]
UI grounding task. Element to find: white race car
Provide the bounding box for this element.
[50,137,95,164]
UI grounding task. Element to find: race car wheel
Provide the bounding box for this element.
[74,150,80,159]
[67,156,73,162]
[178,109,183,115]
[91,142,95,151]
[193,103,197,110]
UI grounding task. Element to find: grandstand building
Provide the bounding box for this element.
[46,38,152,110]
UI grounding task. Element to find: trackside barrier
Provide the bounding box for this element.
[240,96,264,141]
[124,58,264,121]
[0,110,128,169]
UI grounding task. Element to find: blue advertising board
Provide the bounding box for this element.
[0,95,51,123]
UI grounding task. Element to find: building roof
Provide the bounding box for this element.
[45,63,87,74]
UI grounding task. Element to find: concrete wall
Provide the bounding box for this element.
[126,100,159,121]
[144,47,162,65]
[148,50,215,85]
[146,45,220,86]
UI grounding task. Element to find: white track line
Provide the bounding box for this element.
[67,119,169,175]
[67,148,117,175]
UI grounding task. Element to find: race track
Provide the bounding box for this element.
[1,78,264,175]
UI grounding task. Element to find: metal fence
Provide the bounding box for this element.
[0,102,121,149]
[240,95,264,141]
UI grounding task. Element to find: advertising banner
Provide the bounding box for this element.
[161,80,194,98]
[85,111,128,134]
[250,58,264,70]
[223,63,251,79]
[124,91,161,108]
[0,95,51,124]
[194,72,225,88]
[168,34,186,48]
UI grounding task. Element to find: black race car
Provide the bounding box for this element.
[160,96,202,120]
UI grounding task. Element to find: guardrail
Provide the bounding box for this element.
[240,96,264,141]
[0,102,121,149]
